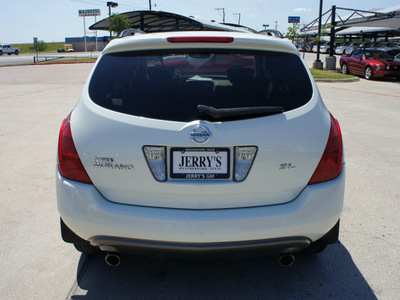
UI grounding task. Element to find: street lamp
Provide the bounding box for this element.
[107,1,118,16]
[107,2,118,15]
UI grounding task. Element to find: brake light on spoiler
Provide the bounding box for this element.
[167,36,234,43]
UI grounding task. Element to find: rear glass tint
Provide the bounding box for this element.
[89,49,312,122]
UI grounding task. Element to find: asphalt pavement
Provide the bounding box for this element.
[0,62,399,299]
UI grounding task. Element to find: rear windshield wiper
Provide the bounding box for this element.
[197,105,284,121]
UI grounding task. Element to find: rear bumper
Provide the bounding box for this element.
[57,164,345,253]
[89,235,310,257]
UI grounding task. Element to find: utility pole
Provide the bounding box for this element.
[233,13,241,25]
[215,8,225,23]
[149,0,151,10]
[275,21,278,30]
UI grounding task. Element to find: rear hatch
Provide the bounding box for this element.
[72,33,330,209]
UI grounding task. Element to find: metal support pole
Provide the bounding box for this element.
[316,0,323,62]
[109,6,112,38]
[312,0,324,70]
[329,5,336,56]
[83,16,87,52]
[95,15,98,51]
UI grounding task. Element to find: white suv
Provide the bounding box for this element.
[57,31,345,264]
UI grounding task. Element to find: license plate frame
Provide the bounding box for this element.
[170,147,230,179]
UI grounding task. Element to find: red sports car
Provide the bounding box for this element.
[340,49,400,80]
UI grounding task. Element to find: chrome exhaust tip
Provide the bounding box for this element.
[105,253,121,267]
[279,253,295,267]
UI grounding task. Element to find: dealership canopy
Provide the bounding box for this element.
[89,10,251,33]
[301,5,400,33]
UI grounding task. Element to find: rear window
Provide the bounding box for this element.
[89,49,312,122]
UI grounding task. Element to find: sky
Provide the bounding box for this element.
[1,0,400,44]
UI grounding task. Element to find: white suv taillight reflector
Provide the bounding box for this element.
[308,114,343,185]
[143,146,167,182]
[58,114,92,184]
[234,146,258,182]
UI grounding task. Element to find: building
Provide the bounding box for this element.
[65,36,110,52]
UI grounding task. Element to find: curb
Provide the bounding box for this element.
[33,61,96,65]
[315,77,360,83]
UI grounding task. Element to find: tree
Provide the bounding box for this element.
[36,40,48,52]
[286,23,301,42]
[108,13,131,36]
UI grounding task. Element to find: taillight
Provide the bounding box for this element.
[58,113,92,184]
[167,36,234,43]
[308,114,343,185]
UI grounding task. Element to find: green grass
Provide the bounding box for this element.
[310,68,356,80]
[12,42,64,53]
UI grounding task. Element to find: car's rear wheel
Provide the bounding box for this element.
[341,63,348,74]
[15,50,19,55]
[365,66,373,80]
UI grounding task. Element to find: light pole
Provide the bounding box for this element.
[107,2,118,38]
[233,13,241,25]
[215,8,225,23]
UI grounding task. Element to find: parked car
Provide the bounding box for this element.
[57,44,74,53]
[0,44,20,55]
[360,42,378,49]
[57,31,345,265]
[312,42,337,54]
[257,29,284,38]
[305,42,316,52]
[344,42,363,55]
[340,49,400,80]
[336,42,351,54]
[394,53,400,62]
[374,42,400,52]
[386,49,400,59]
[297,42,306,52]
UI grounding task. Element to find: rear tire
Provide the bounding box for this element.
[365,66,373,80]
[15,50,19,55]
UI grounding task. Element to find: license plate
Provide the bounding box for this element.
[170,148,230,179]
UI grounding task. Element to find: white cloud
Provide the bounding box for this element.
[294,8,312,12]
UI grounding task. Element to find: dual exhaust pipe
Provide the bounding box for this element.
[104,252,295,267]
